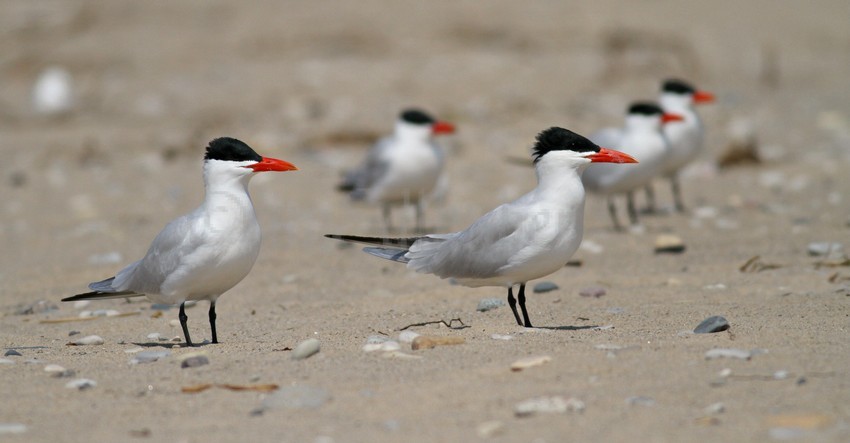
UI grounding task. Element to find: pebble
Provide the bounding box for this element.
[146,332,166,341]
[72,301,91,309]
[510,355,552,372]
[0,423,27,435]
[79,310,120,318]
[292,338,321,360]
[362,341,401,353]
[694,206,719,219]
[365,335,390,345]
[65,378,97,390]
[44,364,74,378]
[533,282,559,293]
[15,300,58,315]
[807,242,844,258]
[703,283,727,291]
[397,331,420,343]
[705,402,726,414]
[514,396,585,417]
[626,396,656,407]
[476,421,505,438]
[476,298,505,312]
[490,334,513,340]
[4,349,22,357]
[180,354,210,369]
[654,234,686,254]
[259,385,331,411]
[773,370,789,380]
[579,286,606,298]
[72,335,104,346]
[130,350,170,365]
[694,316,730,333]
[32,66,74,114]
[68,331,80,336]
[0,359,14,365]
[705,348,766,360]
[411,335,465,350]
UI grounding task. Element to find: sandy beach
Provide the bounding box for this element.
[1,1,849,442]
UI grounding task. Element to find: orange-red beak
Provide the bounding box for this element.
[432,121,456,135]
[662,113,685,124]
[247,157,299,172]
[589,148,638,164]
[693,90,715,104]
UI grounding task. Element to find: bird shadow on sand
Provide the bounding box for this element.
[131,341,210,348]
[533,325,600,331]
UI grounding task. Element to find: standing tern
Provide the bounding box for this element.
[327,127,636,328]
[647,78,714,212]
[62,138,298,346]
[337,108,455,232]
[582,102,682,230]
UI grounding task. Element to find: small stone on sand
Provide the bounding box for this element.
[694,316,730,333]
[292,338,321,360]
[510,355,552,371]
[476,298,505,312]
[655,234,686,253]
[533,282,559,293]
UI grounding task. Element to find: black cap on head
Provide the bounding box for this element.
[627,102,664,116]
[662,79,696,95]
[532,127,600,163]
[400,109,436,125]
[204,137,262,163]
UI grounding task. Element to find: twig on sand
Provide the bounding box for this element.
[399,317,467,331]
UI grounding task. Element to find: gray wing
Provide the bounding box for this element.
[406,203,530,280]
[338,137,393,200]
[110,212,206,295]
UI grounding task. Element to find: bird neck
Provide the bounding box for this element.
[202,163,255,211]
[395,121,432,142]
[533,157,588,206]
[660,94,695,114]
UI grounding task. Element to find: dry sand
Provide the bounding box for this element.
[1,1,849,442]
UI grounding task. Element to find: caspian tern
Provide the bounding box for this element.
[337,108,455,233]
[646,79,714,212]
[62,138,298,346]
[582,102,682,230]
[327,127,636,328]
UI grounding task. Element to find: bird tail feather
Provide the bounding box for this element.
[362,247,411,263]
[324,234,421,248]
[61,276,145,302]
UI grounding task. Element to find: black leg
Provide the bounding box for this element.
[507,286,522,326]
[671,175,685,213]
[607,197,623,231]
[626,191,639,225]
[179,302,193,347]
[518,283,533,328]
[644,183,656,213]
[209,301,218,344]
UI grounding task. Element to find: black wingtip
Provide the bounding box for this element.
[62,290,142,302]
[325,234,422,248]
